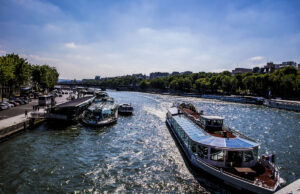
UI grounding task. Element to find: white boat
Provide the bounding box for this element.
[264,99,300,112]
[80,97,118,127]
[166,103,280,193]
[118,103,133,115]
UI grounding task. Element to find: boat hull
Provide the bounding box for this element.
[80,117,117,127]
[166,117,278,194]
[118,110,133,116]
[80,111,118,127]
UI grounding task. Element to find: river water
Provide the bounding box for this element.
[0,91,299,193]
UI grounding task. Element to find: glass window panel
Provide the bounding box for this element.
[210,148,224,161]
[244,151,254,162]
[197,145,208,159]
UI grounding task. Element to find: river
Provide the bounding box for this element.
[0,90,299,193]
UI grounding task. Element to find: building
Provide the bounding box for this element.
[171,71,180,76]
[232,68,252,75]
[132,74,146,79]
[281,61,297,68]
[149,72,170,79]
[95,76,101,80]
[181,71,193,75]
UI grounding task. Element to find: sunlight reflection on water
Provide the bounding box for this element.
[0,90,299,193]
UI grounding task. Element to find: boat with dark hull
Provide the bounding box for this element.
[80,97,118,127]
[118,103,134,115]
[166,103,280,193]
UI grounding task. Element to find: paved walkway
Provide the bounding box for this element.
[0,100,38,120]
[0,109,45,130]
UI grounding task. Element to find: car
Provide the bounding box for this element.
[22,96,31,102]
[19,98,29,104]
[4,102,14,108]
[9,101,19,106]
[14,99,25,105]
[0,104,9,110]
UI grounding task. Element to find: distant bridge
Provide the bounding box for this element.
[56,82,106,89]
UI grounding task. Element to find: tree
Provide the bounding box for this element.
[139,80,150,90]
[39,65,59,91]
[221,75,232,94]
[150,78,167,89]
[243,75,256,94]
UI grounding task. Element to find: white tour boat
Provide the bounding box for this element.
[166,103,280,193]
[80,97,118,127]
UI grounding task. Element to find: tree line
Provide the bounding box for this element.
[83,66,300,99]
[0,53,59,96]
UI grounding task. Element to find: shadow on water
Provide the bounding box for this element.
[165,122,255,194]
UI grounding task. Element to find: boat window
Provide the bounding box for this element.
[253,147,258,159]
[227,151,243,164]
[244,151,254,162]
[191,141,197,153]
[210,148,224,161]
[183,132,189,145]
[206,120,212,126]
[212,120,218,126]
[198,145,208,159]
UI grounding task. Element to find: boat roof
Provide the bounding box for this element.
[169,107,179,115]
[171,113,259,149]
[119,103,130,106]
[88,98,117,112]
[201,115,224,120]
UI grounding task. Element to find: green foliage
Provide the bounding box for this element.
[139,80,150,89]
[0,56,15,85]
[0,54,59,92]
[74,64,300,99]
[150,78,167,89]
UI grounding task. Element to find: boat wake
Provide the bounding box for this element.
[142,106,166,122]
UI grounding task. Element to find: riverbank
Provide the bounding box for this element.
[0,111,45,141]
[122,89,300,112]
[0,95,70,141]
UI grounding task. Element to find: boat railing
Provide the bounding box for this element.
[223,125,257,142]
[260,158,279,182]
[194,155,254,184]
[194,155,275,190]
[180,106,257,142]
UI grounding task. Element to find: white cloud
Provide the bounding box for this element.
[19,54,60,64]
[65,42,79,49]
[249,56,265,61]
[0,50,7,56]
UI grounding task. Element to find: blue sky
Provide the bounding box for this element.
[0,0,299,79]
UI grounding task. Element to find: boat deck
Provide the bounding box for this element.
[183,108,236,138]
[56,96,94,108]
[225,162,276,188]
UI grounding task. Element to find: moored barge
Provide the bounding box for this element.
[166,103,280,193]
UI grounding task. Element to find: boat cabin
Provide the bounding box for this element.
[199,115,224,130]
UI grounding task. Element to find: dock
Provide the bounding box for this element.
[0,95,95,141]
[0,109,45,141]
[275,179,300,194]
[55,95,94,108]
[31,95,95,121]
